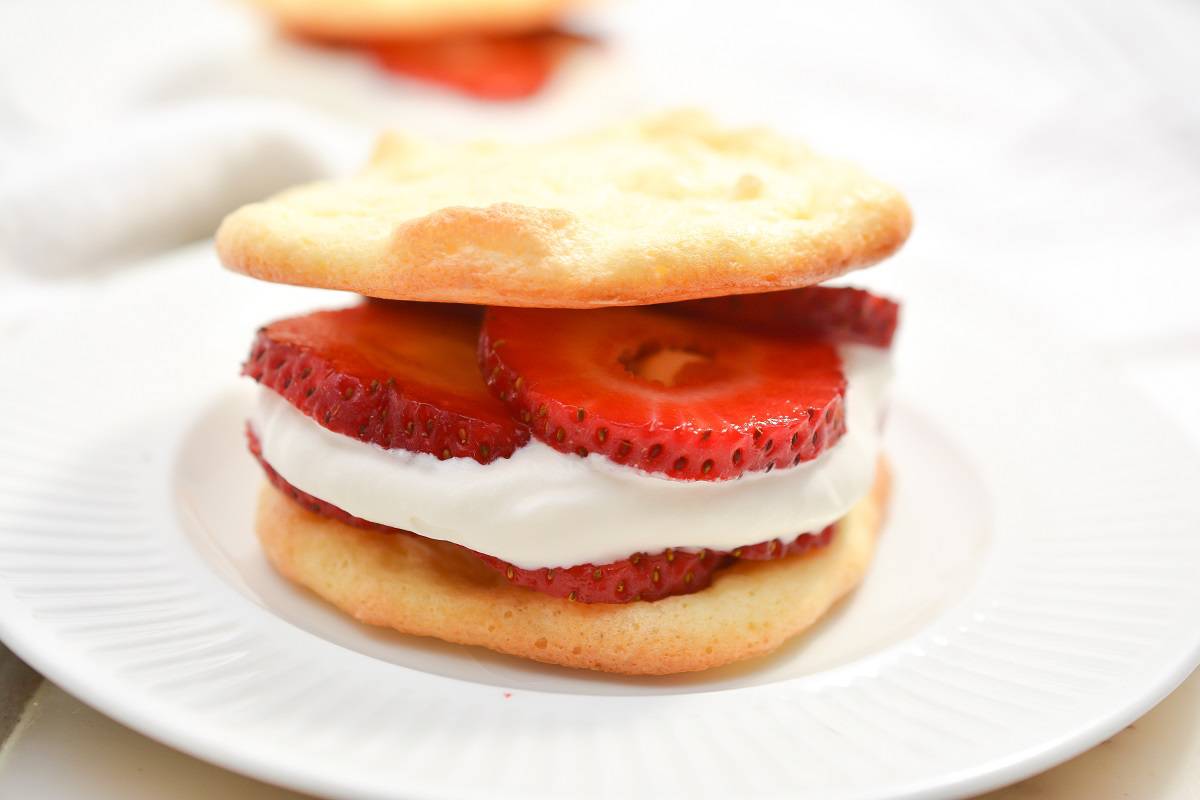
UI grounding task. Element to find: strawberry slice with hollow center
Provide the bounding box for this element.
[244,301,528,463]
[479,307,847,480]
[662,285,900,347]
[247,427,834,603]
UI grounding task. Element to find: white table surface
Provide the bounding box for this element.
[1,0,1198,796]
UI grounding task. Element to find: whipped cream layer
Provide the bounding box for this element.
[251,345,891,569]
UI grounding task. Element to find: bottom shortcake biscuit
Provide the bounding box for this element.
[256,459,890,675]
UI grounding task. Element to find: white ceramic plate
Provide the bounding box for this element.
[1,245,1199,800]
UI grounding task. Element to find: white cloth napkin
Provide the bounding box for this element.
[0,100,365,276]
[0,0,621,280]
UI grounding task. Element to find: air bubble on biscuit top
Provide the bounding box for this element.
[732,174,764,200]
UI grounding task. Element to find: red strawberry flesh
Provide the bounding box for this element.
[479,306,847,481]
[473,527,834,602]
[244,301,528,463]
[248,427,835,604]
[369,30,586,100]
[663,286,900,347]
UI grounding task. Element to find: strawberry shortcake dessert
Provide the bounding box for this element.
[216,111,911,674]
[247,0,592,99]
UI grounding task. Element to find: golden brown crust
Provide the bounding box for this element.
[246,0,580,41]
[217,112,912,308]
[255,459,890,675]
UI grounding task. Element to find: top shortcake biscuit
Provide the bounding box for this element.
[247,0,578,40]
[216,112,912,308]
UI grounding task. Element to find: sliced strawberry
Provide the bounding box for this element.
[474,547,729,603]
[244,301,527,463]
[369,30,585,100]
[474,527,834,603]
[249,426,836,604]
[730,528,834,560]
[662,286,900,347]
[479,307,847,480]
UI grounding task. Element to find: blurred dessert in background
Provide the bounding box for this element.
[246,0,595,99]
